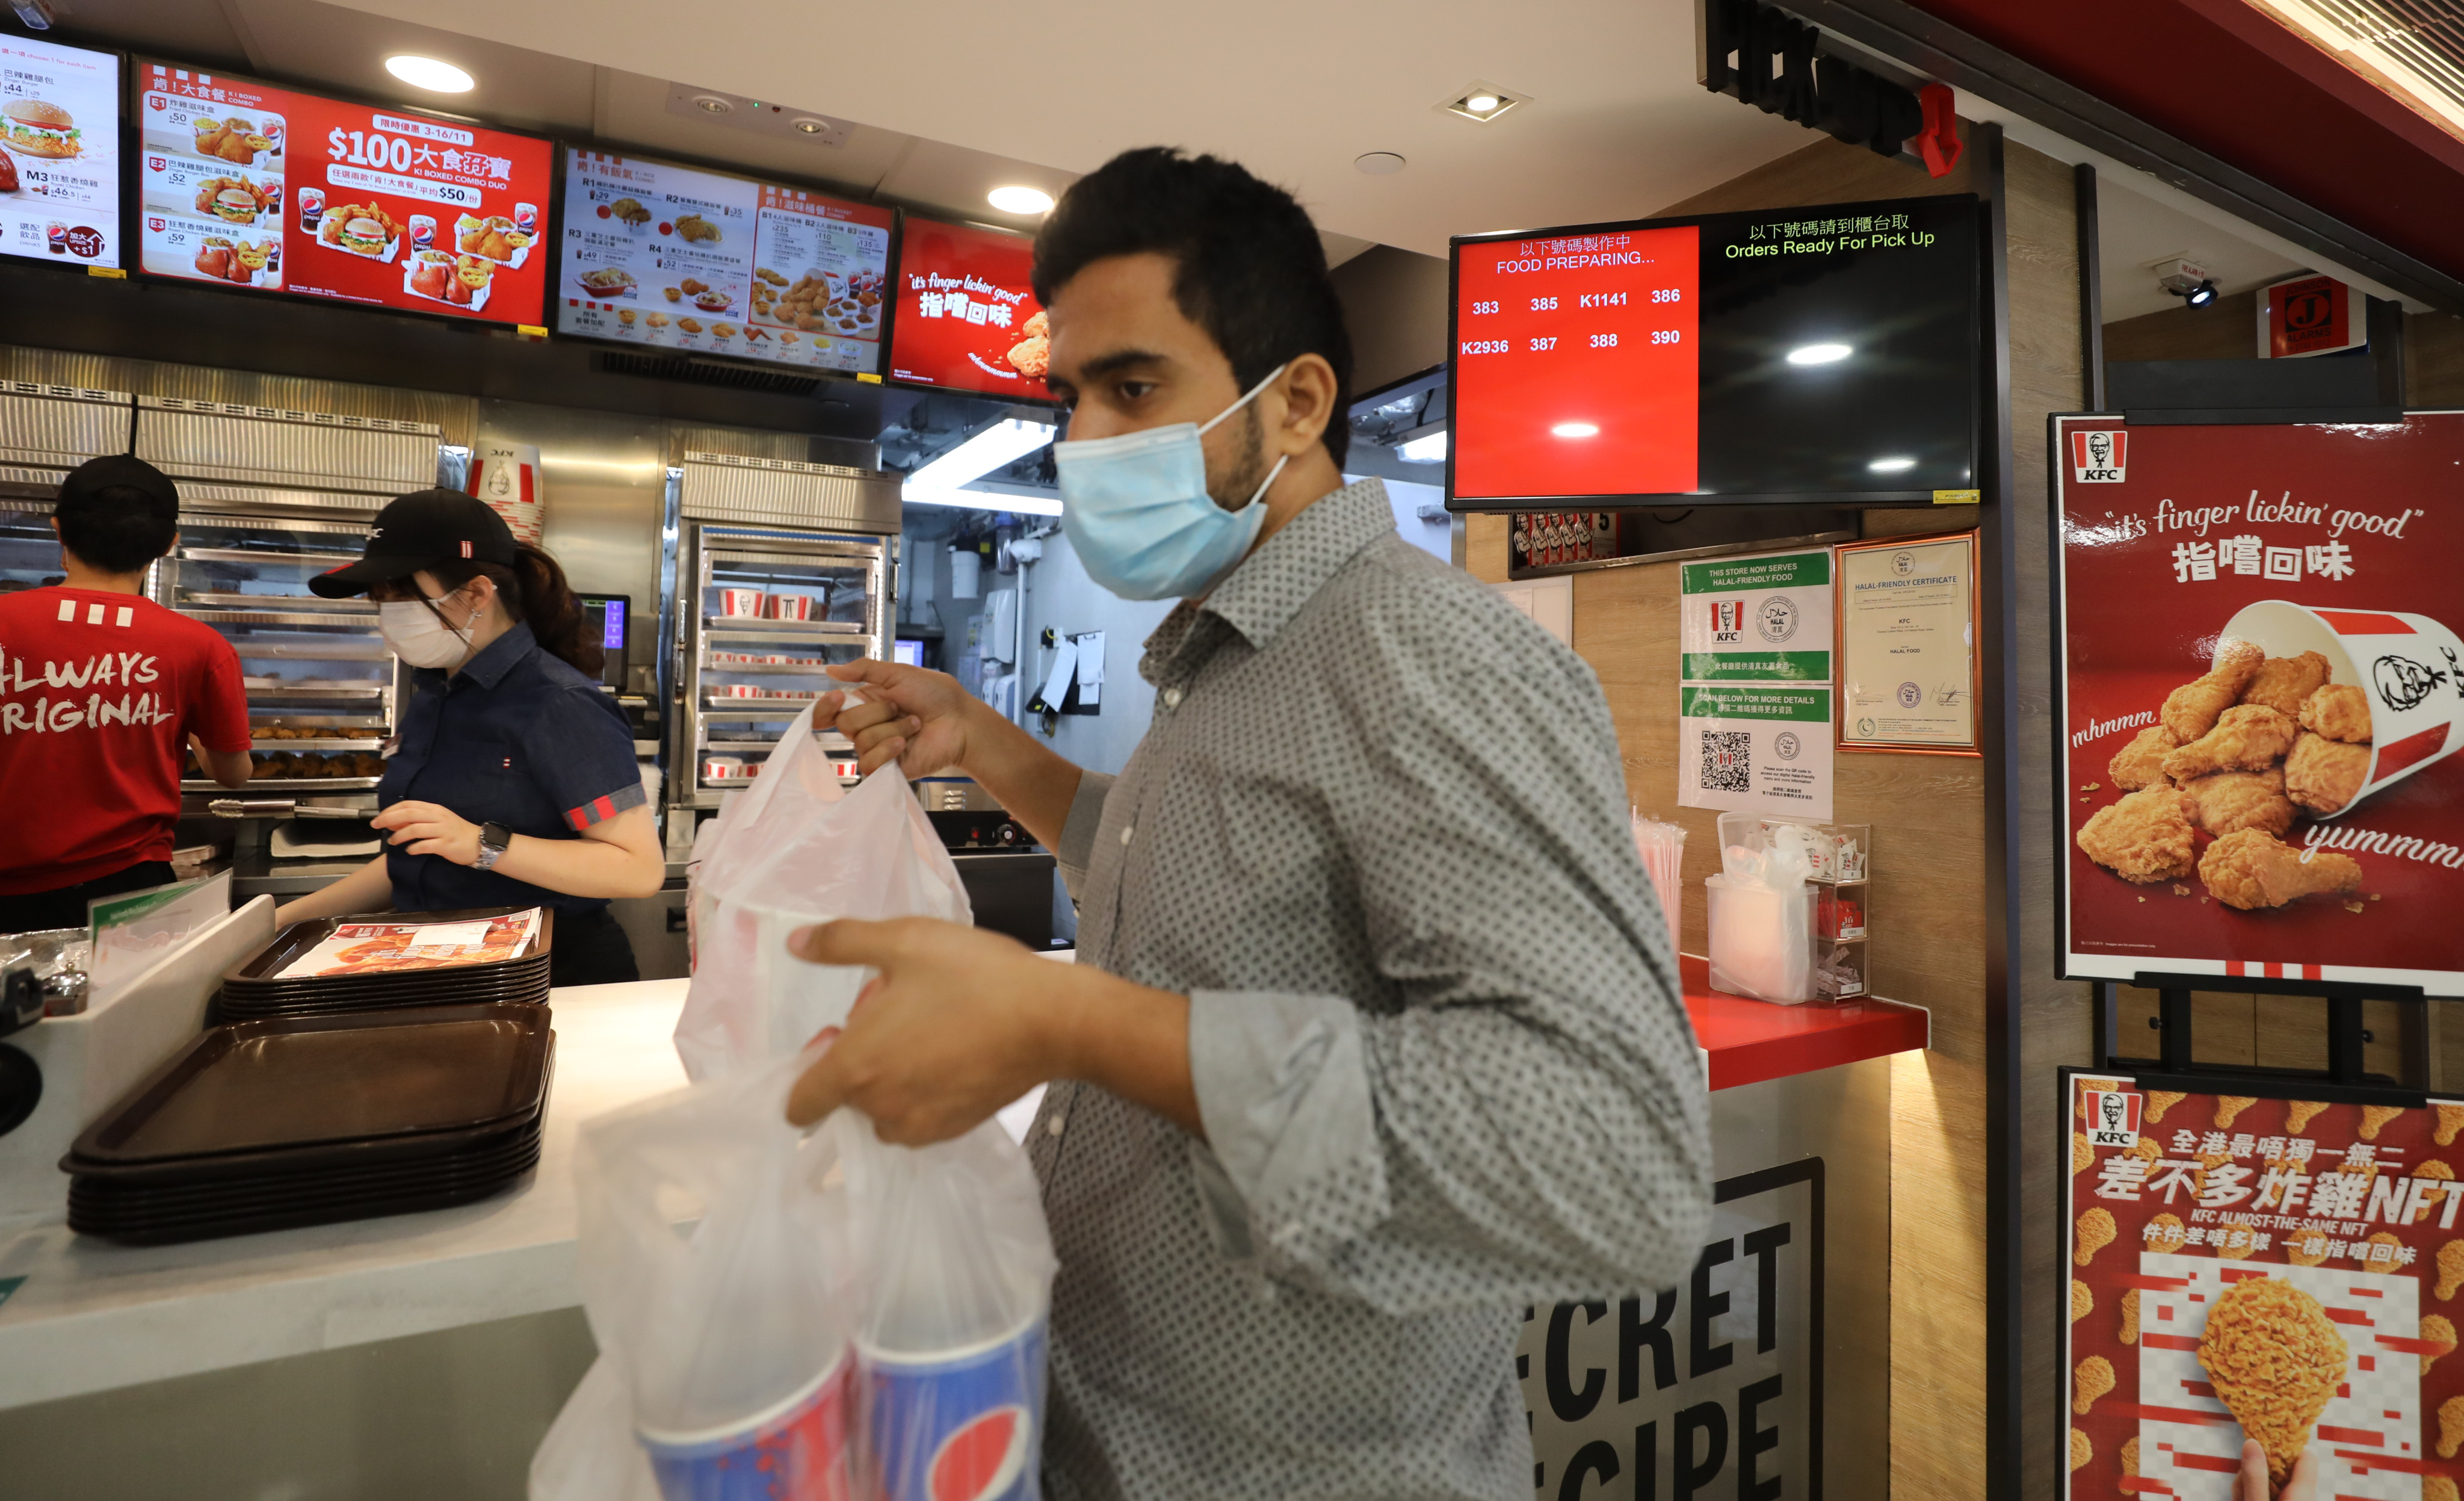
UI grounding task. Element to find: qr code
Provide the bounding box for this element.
[1700,730,1752,792]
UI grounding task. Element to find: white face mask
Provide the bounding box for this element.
[380,593,478,669]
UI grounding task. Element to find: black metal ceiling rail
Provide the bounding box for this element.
[1785,0,2464,313]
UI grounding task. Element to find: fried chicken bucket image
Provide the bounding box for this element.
[2196,1276,2350,1488]
[2218,599,2464,817]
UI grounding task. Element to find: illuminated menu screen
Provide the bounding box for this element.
[134,58,554,326]
[557,149,895,375]
[1450,196,1979,505]
[0,35,121,267]
[888,216,1049,401]
[1451,226,1701,500]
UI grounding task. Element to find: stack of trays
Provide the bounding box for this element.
[217,906,555,1021]
[63,1003,554,1245]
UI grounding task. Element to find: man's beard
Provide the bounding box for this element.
[1207,404,1270,512]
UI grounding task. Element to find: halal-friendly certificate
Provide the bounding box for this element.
[1836,531,1980,753]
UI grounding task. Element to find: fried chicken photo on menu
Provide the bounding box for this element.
[2197,1276,2348,1489]
[2077,784,2196,883]
[2199,829,2364,910]
[2179,767,2297,838]
[2285,731,2371,814]
[2240,651,2333,717]
[2300,682,2373,743]
[2163,704,2297,781]
[2162,639,2264,741]
[2108,725,2181,790]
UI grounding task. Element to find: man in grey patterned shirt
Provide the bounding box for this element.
[789,148,1711,1500]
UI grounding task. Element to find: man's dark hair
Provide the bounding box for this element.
[55,454,179,575]
[1033,147,1354,467]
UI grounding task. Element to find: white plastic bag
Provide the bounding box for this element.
[1705,829,1815,1004]
[835,1109,1057,1501]
[533,1049,856,1501]
[678,703,971,1081]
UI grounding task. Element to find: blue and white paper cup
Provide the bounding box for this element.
[637,1351,854,1501]
[859,1312,1049,1501]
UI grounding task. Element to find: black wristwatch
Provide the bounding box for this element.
[474,821,513,871]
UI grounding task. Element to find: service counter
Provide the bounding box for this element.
[0,964,1927,1499]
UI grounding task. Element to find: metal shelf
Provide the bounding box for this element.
[179,546,362,566]
[702,695,824,709]
[191,608,389,630]
[225,640,393,661]
[701,659,839,675]
[244,738,384,752]
[181,592,374,611]
[703,618,866,639]
[185,776,383,791]
[242,682,390,700]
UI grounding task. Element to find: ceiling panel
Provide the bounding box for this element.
[591,68,916,193]
[227,0,597,135]
[2096,178,2305,323]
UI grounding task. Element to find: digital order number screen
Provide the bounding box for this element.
[1451,224,1700,501]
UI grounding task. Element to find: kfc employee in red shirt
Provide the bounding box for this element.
[0,455,252,932]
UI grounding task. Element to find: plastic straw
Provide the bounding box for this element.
[1631,808,1688,958]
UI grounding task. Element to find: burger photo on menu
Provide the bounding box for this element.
[2058,415,2464,995]
[4,99,79,158]
[319,200,403,261]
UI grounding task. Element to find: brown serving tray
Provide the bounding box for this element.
[68,1113,543,1213]
[69,1157,542,1245]
[220,907,556,994]
[214,969,551,1020]
[69,1125,543,1225]
[69,1004,552,1168]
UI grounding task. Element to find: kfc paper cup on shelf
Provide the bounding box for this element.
[718,589,765,618]
[767,595,816,621]
[2223,599,2464,817]
[637,1350,854,1501]
[702,755,746,781]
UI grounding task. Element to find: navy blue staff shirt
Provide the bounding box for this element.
[378,622,646,914]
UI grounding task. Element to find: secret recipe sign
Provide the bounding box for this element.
[2052,413,2464,995]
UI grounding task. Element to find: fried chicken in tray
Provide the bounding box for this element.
[2300,682,2373,743]
[2107,725,2180,791]
[2160,640,2262,741]
[2285,730,2371,814]
[2178,767,2297,838]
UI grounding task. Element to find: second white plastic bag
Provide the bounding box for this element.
[678,702,972,1081]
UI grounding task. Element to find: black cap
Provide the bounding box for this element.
[309,488,517,598]
[57,453,179,516]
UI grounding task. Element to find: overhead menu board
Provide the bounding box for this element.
[557,149,895,376]
[888,215,1049,401]
[2055,412,2464,996]
[133,58,554,327]
[0,34,122,268]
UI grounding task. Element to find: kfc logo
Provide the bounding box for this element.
[1709,599,1745,643]
[2072,429,2127,483]
[2083,1088,2141,1148]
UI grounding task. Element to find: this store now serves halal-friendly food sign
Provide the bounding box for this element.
[2053,413,2464,995]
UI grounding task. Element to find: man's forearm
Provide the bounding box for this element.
[957,697,1084,850]
[1051,963,1202,1138]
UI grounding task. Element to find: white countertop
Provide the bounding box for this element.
[0,978,694,1410]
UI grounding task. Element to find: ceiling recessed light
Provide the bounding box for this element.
[988,185,1055,215]
[791,117,829,134]
[1395,431,1448,463]
[1785,343,1853,365]
[693,94,733,115]
[1440,82,1525,122]
[1551,422,1599,439]
[1868,456,1916,472]
[1354,152,1406,176]
[385,55,474,93]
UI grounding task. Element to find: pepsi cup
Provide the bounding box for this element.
[860,1313,1048,1501]
[638,1351,855,1501]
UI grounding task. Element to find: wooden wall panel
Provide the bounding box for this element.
[2411,312,2464,407]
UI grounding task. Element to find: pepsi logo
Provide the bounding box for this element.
[926,1404,1029,1501]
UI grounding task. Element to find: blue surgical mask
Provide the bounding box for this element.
[1055,364,1289,601]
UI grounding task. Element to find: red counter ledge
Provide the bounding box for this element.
[1678,953,1931,1091]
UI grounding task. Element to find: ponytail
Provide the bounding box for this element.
[425,543,604,678]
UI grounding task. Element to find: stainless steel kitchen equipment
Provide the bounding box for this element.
[664,451,902,820]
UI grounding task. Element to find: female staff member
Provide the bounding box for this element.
[274,489,662,986]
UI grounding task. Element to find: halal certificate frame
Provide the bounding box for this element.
[1835,530,1981,754]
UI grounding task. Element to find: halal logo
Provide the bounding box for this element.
[2376,649,2460,713]
[1774,731,1800,761]
[1757,596,1799,644]
[1897,681,1921,709]
[1892,551,1915,576]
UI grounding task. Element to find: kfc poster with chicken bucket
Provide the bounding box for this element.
[2059,1071,2464,1501]
[2054,413,2464,995]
